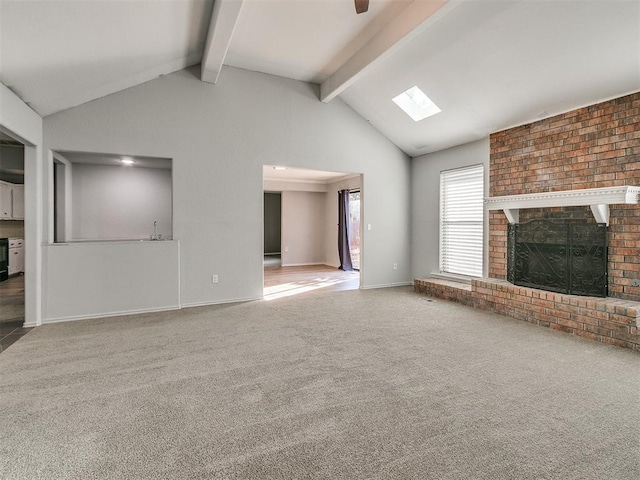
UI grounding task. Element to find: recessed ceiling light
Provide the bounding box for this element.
[392,86,441,122]
[273,166,287,171]
[121,158,134,166]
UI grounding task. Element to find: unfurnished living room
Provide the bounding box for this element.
[0,1,639,478]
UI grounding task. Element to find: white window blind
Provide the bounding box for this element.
[440,164,484,277]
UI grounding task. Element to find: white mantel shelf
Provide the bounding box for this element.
[485,186,640,225]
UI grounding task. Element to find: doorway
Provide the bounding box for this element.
[0,132,30,352]
[262,165,362,300]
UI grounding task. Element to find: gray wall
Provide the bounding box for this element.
[263,192,281,254]
[71,163,172,241]
[281,190,325,266]
[43,66,411,313]
[411,138,489,280]
[44,240,180,321]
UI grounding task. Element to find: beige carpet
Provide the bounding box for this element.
[1,287,639,479]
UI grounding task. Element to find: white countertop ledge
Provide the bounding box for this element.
[48,239,177,246]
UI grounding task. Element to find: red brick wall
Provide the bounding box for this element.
[489,92,640,301]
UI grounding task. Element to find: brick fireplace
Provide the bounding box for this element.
[489,92,640,300]
[415,92,640,351]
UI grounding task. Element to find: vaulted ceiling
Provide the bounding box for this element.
[1,0,638,157]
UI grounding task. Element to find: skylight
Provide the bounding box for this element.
[392,86,441,122]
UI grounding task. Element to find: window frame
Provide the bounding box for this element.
[439,164,484,278]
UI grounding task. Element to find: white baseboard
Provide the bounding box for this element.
[43,305,181,324]
[360,281,413,290]
[41,296,262,325]
[180,296,260,309]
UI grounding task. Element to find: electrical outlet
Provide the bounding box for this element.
[211,275,219,284]
[393,263,398,270]
[284,246,289,252]
[632,279,640,287]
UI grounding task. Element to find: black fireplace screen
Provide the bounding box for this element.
[507,220,607,297]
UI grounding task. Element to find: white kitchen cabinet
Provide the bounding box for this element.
[8,238,24,275]
[0,181,24,220]
[11,184,24,219]
[0,182,12,219]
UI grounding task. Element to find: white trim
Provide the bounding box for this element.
[47,239,179,246]
[176,239,181,308]
[590,204,610,225]
[1,83,44,328]
[181,296,260,309]
[43,305,180,324]
[263,173,360,186]
[503,208,519,224]
[485,186,640,225]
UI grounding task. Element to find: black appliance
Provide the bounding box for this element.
[0,238,8,282]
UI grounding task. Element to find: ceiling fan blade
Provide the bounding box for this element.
[355,0,369,15]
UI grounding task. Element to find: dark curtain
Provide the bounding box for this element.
[338,190,353,271]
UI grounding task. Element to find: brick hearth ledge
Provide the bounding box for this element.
[414,277,640,352]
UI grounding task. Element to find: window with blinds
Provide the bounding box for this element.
[439,164,484,277]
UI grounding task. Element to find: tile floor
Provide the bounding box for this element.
[0,275,30,353]
[0,320,32,353]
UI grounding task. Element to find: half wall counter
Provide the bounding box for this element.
[43,239,180,322]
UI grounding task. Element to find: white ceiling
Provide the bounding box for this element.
[1,0,638,158]
[0,0,213,116]
[340,0,640,155]
[226,0,412,84]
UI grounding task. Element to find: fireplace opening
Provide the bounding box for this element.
[507,220,607,297]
